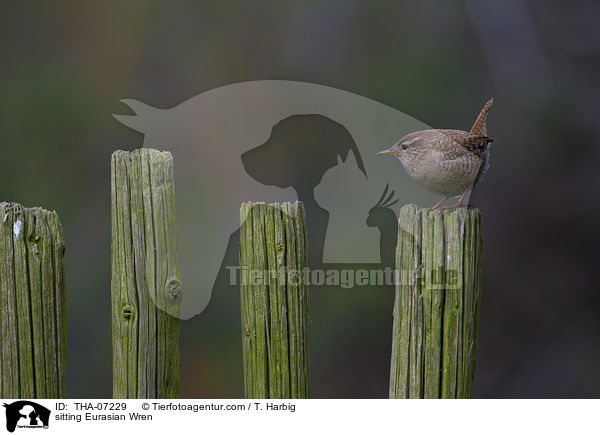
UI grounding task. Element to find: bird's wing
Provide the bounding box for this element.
[437,130,493,187]
[438,130,494,154]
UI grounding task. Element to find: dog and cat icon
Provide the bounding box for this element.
[3,401,51,432]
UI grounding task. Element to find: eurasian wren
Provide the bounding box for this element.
[377,98,494,209]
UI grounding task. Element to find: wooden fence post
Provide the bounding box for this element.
[111,148,182,398]
[389,204,482,398]
[0,202,66,398]
[239,202,310,398]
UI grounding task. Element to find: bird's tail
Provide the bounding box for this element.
[470,98,494,135]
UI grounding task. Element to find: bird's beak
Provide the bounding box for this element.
[377,147,394,155]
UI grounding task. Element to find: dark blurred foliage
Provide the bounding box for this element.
[0,0,599,398]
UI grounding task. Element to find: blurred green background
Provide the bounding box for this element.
[1,0,599,398]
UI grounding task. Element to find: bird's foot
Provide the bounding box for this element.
[439,189,472,210]
[440,202,470,211]
[432,196,450,210]
[440,204,458,211]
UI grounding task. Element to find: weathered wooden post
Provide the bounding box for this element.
[389,204,482,398]
[0,202,66,398]
[239,202,310,398]
[111,148,182,398]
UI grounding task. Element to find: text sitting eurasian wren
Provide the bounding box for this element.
[377,99,494,209]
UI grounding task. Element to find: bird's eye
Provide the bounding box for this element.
[401,143,408,150]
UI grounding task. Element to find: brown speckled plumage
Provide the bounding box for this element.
[377,98,494,209]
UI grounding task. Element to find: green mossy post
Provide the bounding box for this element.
[111,149,181,399]
[239,202,310,398]
[389,204,482,399]
[0,202,66,399]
